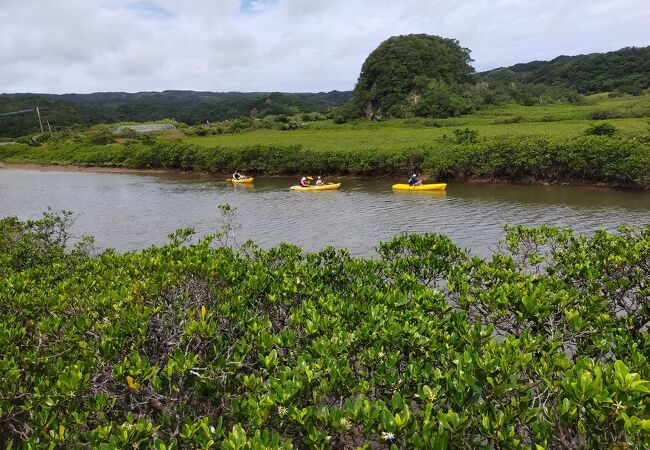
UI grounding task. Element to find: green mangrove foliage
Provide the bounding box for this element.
[0,208,95,277]
[1,212,649,449]
[2,134,649,186]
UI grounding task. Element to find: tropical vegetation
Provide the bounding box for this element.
[1,210,648,448]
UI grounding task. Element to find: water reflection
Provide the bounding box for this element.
[391,190,448,197]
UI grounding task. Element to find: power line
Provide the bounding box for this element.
[0,108,35,116]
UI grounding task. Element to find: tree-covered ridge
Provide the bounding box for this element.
[478,46,650,95]
[56,91,352,122]
[1,211,648,448]
[0,91,352,137]
[345,34,475,120]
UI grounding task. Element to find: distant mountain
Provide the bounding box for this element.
[477,46,650,95]
[0,90,352,137]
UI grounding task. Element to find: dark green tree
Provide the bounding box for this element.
[585,122,618,137]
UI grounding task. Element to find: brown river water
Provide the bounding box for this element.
[1,167,648,257]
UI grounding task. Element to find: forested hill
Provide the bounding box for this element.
[0,90,352,137]
[478,46,650,95]
[54,90,352,121]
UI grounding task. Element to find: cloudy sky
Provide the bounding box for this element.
[1,0,649,94]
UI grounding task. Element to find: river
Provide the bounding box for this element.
[1,167,648,257]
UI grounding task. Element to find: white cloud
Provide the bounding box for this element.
[0,0,648,93]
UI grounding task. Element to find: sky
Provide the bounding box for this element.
[1,0,649,94]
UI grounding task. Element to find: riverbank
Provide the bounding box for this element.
[0,161,185,175]
[2,132,649,189]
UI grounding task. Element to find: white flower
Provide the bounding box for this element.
[339,418,350,429]
[381,431,395,441]
[277,406,288,417]
[210,426,216,434]
[378,351,385,359]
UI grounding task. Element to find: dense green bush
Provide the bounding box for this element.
[588,110,626,120]
[0,209,94,276]
[452,128,479,144]
[1,212,648,448]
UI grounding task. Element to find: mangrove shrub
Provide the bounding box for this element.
[0,212,648,448]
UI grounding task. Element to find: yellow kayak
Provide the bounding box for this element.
[392,183,447,191]
[290,183,341,191]
[226,177,254,184]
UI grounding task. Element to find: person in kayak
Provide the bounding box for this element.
[300,176,310,187]
[232,170,247,180]
[315,176,324,186]
[408,173,422,186]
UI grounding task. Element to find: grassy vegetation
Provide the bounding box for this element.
[179,94,650,151]
[1,211,649,448]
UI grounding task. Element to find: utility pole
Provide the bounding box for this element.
[36,107,44,133]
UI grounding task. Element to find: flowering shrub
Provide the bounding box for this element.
[1,213,648,448]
